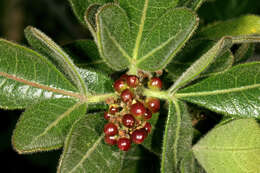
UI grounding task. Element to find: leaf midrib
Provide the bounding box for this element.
[176,83,260,98]
[0,71,85,100]
[193,146,260,151]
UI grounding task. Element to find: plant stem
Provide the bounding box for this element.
[85,93,118,103]
[143,88,170,100]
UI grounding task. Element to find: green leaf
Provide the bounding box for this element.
[234,43,255,64]
[68,0,112,25]
[0,39,80,109]
[12,98,87,153]
[193,118,260,173]
[58,113,124,173]
[85,4,102,38]
[166,39,234,82]
[176,62,260,118]
[199,15,260,40]
[24,26,87,94]
[177,0,205,11]
[169,37,233,93]
[180,151,206,173]
[161,100,192,173]
[63,39,114,74]
[96,3,198,72]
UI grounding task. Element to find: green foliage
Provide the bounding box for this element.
[193,119,260,173]
[1,0,260,172]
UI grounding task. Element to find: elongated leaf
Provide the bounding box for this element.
[169,37,232,93]
[0,39,80,109]
[193,118,260,173]
[176,62,260,118]
[234,43,255,64]
[68,0,112,25]
[180,151,206,173]
[161,100,192,173]
[96,3,198,72]
[177,0,205,11]
[199,15,260,40]
[85,4,102,38]
[58,113,124,173]
[12,98,87,153]
[25,26,87,94]
[166,39,234,82]
[63,40,114,74]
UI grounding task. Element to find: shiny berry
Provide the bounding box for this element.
[121,89,134,103]
[144,122,152,133]
[130,102,146,116]
[143,109,152,120]
[120,74,128,81]
[126,75,139,88]
[109,106,119,115]
[122,114,135,127]
[104,123,118,136]
[114,79,127,93]
[146,98,160,113]
[117,138,131,151]
[104,111,111,120]
[105,135,117,145]
[148,77,162,90]
[131,129,147,144]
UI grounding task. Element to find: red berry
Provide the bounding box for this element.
[126,75,139,88]
[131,129,147,144]
[122,114,135,127]
[130,102,146,116]
[144,122,152,133]
[121,89,134,103]
[146,98,160,113]
[120,74,128,81]
[143,109,152,120]
[104,111,111,120]
[114,79,127,93]
[148,77,162,90]
[104,123,118,136]
[105,135,117,145]
[109,106,118,115]
[117,138,131,151]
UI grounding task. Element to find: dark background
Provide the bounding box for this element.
[0,0,260,172]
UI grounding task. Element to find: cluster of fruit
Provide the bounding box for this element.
[103,73,162,151]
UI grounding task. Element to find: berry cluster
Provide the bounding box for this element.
[103,73,162,151]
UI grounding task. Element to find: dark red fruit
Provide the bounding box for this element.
[144,122,152,133]
[109,106,119,115]
[143,109,152,120]
[120,74,128,81]
[148,77,162,90]
[131,129,147,144]
[114,79,127,93]
[121,89,134,103]
[126,75,139,88]
[104,111,111,120]
[122,114,135,127]
[105,135,117,145]
[146,98,160,113]
[130,102,146,116]
[104,123,118,136]
[117,138,131,151]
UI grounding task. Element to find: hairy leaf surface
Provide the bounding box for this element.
[0,39,80,109]
[96,3,198,71]
[58,114,124,173]
[177,62,260,118]
[193,119,260,173]
[12,98,87,153]
[161,100,192,173]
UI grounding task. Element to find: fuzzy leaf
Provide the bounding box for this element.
[63,40,114,74]
[166,39,234,82]
[96,3,198,71]
[199,15,260,40]
[234,43,255,64]
[193,118,260,173]
[85,4,102,38]
[0,39,80,109]
[169,37,232,93]
[177,62,260,118]
[68,0,112,25]
[12,98,87,153]
[24,26,87,94]
[180,151,206,173]
[177,0,205,11]
[58,113,124,173]
[161,100,192,173]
